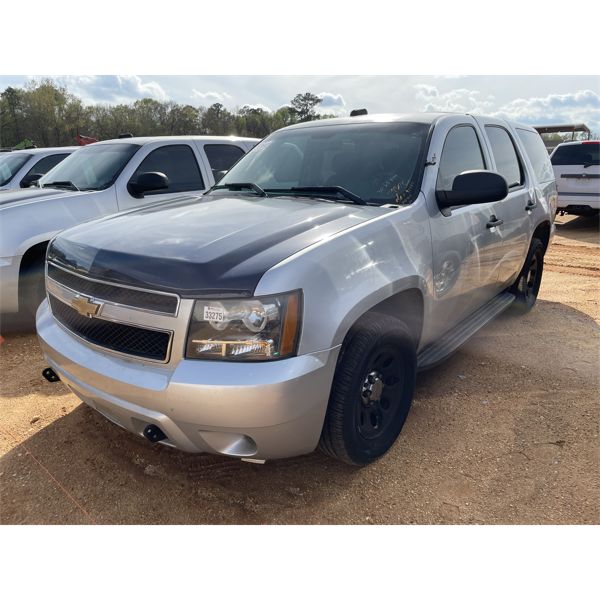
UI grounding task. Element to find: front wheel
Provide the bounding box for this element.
[319,314,417,466]
[510,238,545,314]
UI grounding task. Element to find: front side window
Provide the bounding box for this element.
[0,153,31,186]
[436,126,486,191]
[485,126,524,188]
[39,143,140,191]
[218,122,431,204]
[130,144,205,195]
[25,153,70,178]
[551,142,600,166]
[517,129,554,183]
[204,144,245,179]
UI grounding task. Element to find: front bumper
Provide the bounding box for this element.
[0,255,21,315]
[37,300,340,460]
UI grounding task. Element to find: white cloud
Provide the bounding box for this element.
[191,90,233,104]
[58,75,167,103]
[241,103,272,112]
[317,91,347,116]
[494,89,600,129]
[414,84,495,113]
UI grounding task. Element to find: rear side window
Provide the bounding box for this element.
[516,129,554,183]
[551,143,600,166]
[485,126,524,188]
[131,144,205,195]
[204,144,245,179]
[25,153,70,178]
[437,125,486,191]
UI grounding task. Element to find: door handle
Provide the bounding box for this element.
[486,216,503,229]
[526,199,537,211]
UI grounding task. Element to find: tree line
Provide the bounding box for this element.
[0,78,333,148]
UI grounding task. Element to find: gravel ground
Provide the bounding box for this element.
[1,214,598,524]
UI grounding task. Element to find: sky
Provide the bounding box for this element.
[1,75,599,131]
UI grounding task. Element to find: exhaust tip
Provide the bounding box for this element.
[143,424,167,444]
[42,367,60,383]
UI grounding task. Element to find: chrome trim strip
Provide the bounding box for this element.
[47,260,181,317]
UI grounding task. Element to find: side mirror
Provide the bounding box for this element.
[436,170,508,208]
[127,171,169,198]
[20,173,43,188]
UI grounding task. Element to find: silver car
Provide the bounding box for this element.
[37,113,557,465]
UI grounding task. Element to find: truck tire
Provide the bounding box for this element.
[18,256,46,330]
[319,313,417,466]
[510,238,544,314]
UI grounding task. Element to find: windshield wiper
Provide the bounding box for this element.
[42,180,80,191]
[583,162,598,169]
[284,186,366,205]
[210,182,268,196]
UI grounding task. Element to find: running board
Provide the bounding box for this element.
[417,291,515,371]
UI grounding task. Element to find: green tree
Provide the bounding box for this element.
[290,92,322,122]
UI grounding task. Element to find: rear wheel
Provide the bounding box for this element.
[319,314,417,466]
[510,238,544,314]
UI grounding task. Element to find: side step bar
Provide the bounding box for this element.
[417,291,515,371]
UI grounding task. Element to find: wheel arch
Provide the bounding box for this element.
[338,286,425,351]
[532,220,551,252]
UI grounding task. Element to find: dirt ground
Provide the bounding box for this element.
[1,214,598,525]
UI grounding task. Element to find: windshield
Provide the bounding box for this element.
[0,153,31,186]
[39,143,140,191]
[551,143,600,166]
[218,122,431,204]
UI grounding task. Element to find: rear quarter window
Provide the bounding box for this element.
[517,129,555,183]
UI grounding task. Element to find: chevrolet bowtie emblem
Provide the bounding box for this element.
[71,294,102,318]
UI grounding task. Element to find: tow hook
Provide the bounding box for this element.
[143,424,167,443]
[42,367,60,383]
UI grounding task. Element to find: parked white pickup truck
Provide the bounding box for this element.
[0,147,77,190]
[0,135,259,324]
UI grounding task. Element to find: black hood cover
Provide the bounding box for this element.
[48,194,383,297]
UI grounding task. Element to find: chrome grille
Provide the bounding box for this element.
[49,295,171,362]
[47,262,178,315]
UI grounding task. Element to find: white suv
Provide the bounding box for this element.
[550,140,600,215]
[0,147,77,190]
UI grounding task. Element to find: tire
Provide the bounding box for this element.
[18,257,46,330]
[510,238,545,314]
[319,313,417,466]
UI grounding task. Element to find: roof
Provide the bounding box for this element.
[2,146,78,154]
[94,135,260,146]
[534,124,591,136]
[281,112,533,132]
[284,112,448,131]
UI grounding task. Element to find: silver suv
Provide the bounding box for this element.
[37,113,557,465]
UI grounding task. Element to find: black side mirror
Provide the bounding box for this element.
[20,173,43,188]
[127,171,169,198]
[436,170,508,208]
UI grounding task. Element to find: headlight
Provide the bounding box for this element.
[185,290,302,361]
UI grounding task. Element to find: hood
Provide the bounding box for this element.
[48,194,385,296]
[0,187,77,209]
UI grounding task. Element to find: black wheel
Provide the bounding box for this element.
[319,313,417,466]
[510,238,544,314]
[18,257,46,329]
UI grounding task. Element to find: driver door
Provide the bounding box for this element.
[425,120,506,334]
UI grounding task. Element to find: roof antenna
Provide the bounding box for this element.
[118,133,134,138]
[350,108,368,117]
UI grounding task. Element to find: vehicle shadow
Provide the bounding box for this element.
[555,214,600,245]
[1,298,598,524]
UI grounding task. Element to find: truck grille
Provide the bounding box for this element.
[47,263,178,315]
[49,296,171,361]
